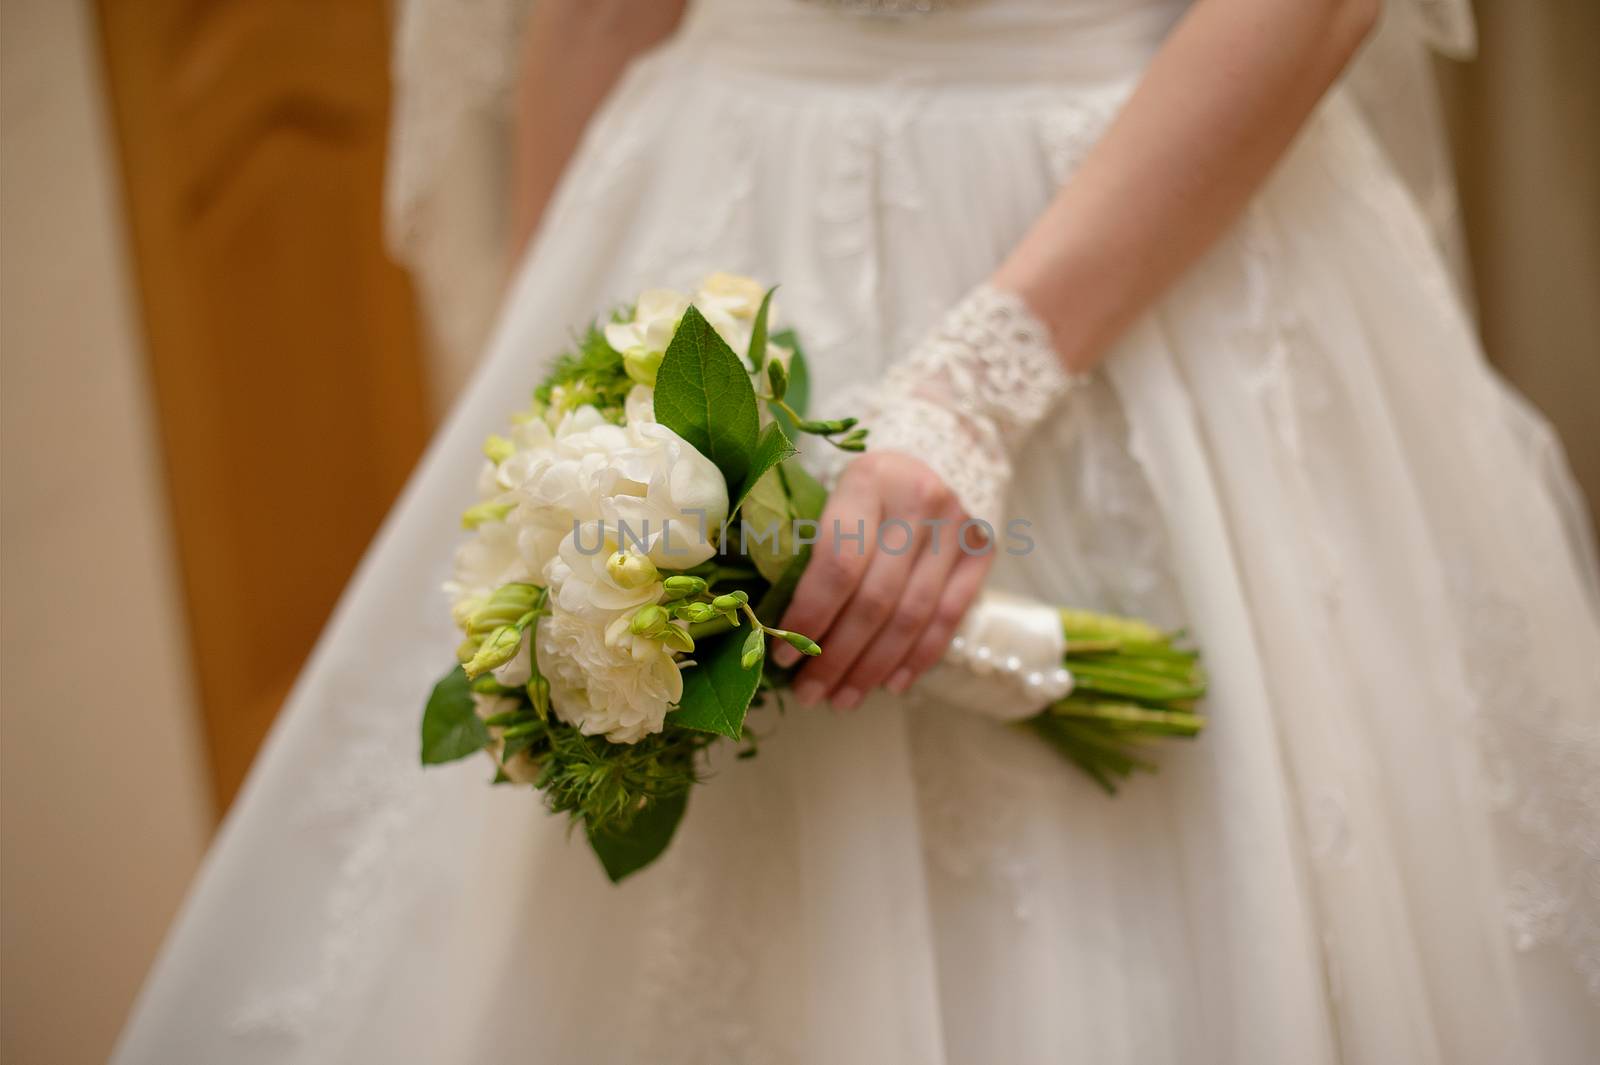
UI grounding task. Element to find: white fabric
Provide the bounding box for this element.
[915,591,1073,720]
[117,1,1599,1063]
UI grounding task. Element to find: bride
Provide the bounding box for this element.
[114,1,1599,1062]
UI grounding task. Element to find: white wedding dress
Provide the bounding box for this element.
[114,2,1600,1063]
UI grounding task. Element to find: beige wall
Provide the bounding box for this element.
[1440,0,1600,528]
[0,2,212,1064]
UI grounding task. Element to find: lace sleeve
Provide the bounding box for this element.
[863,284,1081,530]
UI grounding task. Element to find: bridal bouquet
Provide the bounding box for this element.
[421,274,1206,881]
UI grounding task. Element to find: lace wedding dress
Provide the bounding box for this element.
[114,1,1599,1063]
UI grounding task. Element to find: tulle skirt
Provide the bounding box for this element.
[114,5,1600,1063]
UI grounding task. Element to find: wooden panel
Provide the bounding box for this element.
[95,0,430,808]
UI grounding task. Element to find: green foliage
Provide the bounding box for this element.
[534,323,634,417]
[420,666,489,765]
[768,330,811,434]
[730,422,798,520]
[475,684,710,839]
[588,789,689,883]
[666,624,765,739]
[652,306,761,490]
[534,722,708,832]
[746,286,777,370]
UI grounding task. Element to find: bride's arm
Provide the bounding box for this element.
[994,0,1379,370]
[775,0,1380,705]
[511,0,686,257]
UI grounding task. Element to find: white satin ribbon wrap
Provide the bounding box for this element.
[912,589,1073,722]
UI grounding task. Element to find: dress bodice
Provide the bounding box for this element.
[680,0,1189,86]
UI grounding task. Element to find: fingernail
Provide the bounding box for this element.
[772,645,799,669]
[794,681,824,707]
[832,687,862,711]
[887,668,914,695]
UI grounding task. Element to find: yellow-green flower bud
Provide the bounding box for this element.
[797,417,856,434]
[606,549,659,590]
[465,624,524,678]
[526,674,550,719]
[659,623,695,654]
[623,346,666,387]
[766,359,788,401]
[461,500,515,530]
[711,591,748,613]
[741,628,765,671]
[676,601,717,624]
[483,434,515,464]
[629,604,668,636]
[661,575,708,601]
[451,594,486,632]
[776,630,821,657]
[467,582,541,636]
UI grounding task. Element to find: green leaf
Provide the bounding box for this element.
[653,305,760,490]
[667,628,764,739]
[747,286,777,370]
[421,665,489,765]
[729,421,797,520]
[588,789,689,883]
[768,330,811,435]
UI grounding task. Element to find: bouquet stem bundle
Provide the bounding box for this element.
[1029,609,1206,792]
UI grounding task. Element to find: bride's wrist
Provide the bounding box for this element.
[986,266,1092,376]
[861,281,1083,529]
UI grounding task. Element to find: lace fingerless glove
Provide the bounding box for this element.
[864,284,1080,530]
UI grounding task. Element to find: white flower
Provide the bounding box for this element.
[604,288,690,379]
[445,519,530,627]
[532,387,728,575]
[694,272,770,355]
[602,275,773,381]
[695,272,765,319]
[547,525,662,618]
[536,606,683,743]
[606,411,728,568]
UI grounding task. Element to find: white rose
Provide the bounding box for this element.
[694,272,770,354]
[695,272,764,319]
[604,420,728,568]
[536,605,683,744]
[500,406,631,577]
[524,387,727,573]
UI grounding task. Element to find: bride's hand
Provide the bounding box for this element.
[772,451,994,709]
